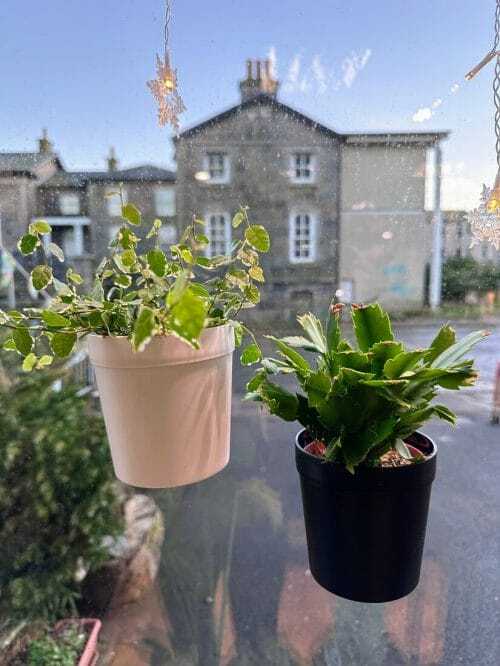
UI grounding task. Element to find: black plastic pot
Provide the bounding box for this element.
[295,429,437,603]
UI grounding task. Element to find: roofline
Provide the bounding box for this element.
[176,94,450,145]
[343,131,450,145]
[176,94,342,141]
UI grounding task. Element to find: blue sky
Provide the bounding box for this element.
[0,0,498,208]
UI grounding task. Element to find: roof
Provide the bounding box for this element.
[177,94,341,140]
[177,94,449,145]
[41,164,176,188]
[0,151,63,176]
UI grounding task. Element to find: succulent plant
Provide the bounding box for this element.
[245,303,489,472]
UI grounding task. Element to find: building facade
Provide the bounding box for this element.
[0,135,176,303]
[175,59,447,316]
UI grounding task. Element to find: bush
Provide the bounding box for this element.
[0,367,122,621]
[442,256,500,302]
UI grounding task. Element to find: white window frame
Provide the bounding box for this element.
[289,211,317,264]
[205,212,231,258]
[290,152,316,184]
[106,187,127,217]
[155,186,176,216]
[59,192,80,216]
[204,152,230,184]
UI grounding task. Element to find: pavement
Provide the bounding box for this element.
[105,323,500,666]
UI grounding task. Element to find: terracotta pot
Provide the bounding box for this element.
[55,619,102,666]
[87,325,234,488]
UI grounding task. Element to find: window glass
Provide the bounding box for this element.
[106,187,126,216]
[59,192,80,215]
[155,187,176,216]
[291,152,314,181]
[206,152,229,182]
[289,212,316,262]
[206,213,230,256]
[159,223,177,247]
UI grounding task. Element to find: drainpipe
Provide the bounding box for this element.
[430,144,443,309]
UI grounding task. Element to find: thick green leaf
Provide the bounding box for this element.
[336,351,372,372]
[245,225,270,252]
[280,335,323,353]
[351,303,394,352]
[13,327,33,356]
[255,379,299,421]
[240,343,262,366]
[433,404,457,424]
[18,234,39,255]
[370,341,404,375]
[384,350,427,378]
[297,313,327,353]
[41,311,71,327]
[304,371,331,408]
[50,331,77,358]
[31,265,53,291]
[268,337,311,375]
[132,306,155,352]
[169,288,207,347]
[431,330,489,369]
[426,324,456,363]
[122,203,141,226]
[326,310,342,352]
[147,248,167,277]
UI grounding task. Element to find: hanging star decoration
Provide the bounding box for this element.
[148,53,186,129]
[468,185,500,250]
[147,0,186,130]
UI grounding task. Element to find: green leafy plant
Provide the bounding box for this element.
[0,196,270,367]
[245,302,489,472]
[26,624,86,666]
[0,368,122,621]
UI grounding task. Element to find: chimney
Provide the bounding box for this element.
[38,128,53,154]
[107,147,118,172]
[239,59,279,103]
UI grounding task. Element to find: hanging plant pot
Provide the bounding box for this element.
[87,324,234,488]
[295,429,437,603]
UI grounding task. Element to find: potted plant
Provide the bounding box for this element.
[0,198,268,488]
[245,302,489,602]
[4,619,101,665]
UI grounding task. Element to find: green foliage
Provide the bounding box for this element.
[0,201,269,367]
[0,369,122,621]
[442,256,500,301]
[27,624,86,666]
[246,302,488,472]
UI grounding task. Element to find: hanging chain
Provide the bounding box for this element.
[164,0,172,61]
[493,0,500,167]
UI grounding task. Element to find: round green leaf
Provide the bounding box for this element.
[18,234,39,255]
[50,331,77,358]
[13,327,33,356]
[122,203,142,226]
[29,220,51,235]
[31,265,53,291]
[132,306,155,351]
[244,284,260,304]
[22,352,38,372]
[249,266,265,283]
[232,211,245,228]
[240,343,262,366]
[114,273,132,288]
[37,355,54,368]
[41,310,71,327]
[67,268,83,285]
[245,225,270,253]
[48,242,65,262]
[147,248,167,277]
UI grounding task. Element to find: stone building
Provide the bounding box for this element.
[174,59,448,316]
[0,134,176,302]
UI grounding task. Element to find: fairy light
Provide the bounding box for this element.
[147,0,186,130]
[466,0,500,246]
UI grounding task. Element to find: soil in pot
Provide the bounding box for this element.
[296,429,437,603]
